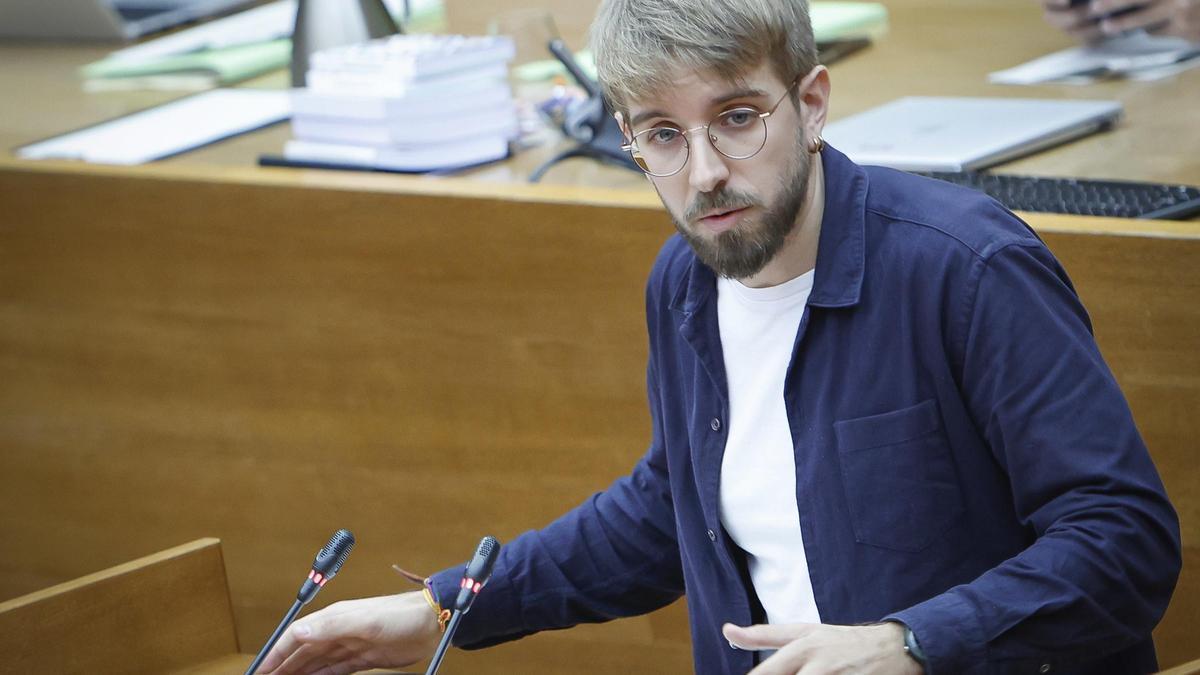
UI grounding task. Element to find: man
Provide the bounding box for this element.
[258,0,1181,673]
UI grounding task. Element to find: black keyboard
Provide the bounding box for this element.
[914,172,1200,220]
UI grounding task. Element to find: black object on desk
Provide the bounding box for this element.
[528,38,641,183]
[258,151,512,175]
[914,171,1200,220]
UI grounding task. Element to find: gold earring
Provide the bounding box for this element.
[808,136,825,154]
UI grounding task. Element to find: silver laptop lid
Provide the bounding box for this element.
[823,97,1123,172]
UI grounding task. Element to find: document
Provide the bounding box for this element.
[990,32,1200,85]
[105,0,295,64]
[17,89,291,165]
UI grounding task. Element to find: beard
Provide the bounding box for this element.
[669,133,812,280]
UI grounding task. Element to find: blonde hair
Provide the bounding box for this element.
[589,0,818,116]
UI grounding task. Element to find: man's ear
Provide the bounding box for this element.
[614,110,632,141]
[797,65,831,141]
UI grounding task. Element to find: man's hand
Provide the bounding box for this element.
[721,621,923,675]
[1089,0,1200,41]
[1040,0,1107,42]
[1039,0,1200,43]
[255,592,441,675]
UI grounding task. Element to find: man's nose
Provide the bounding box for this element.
[687,130,730,194]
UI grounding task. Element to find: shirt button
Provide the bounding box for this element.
[710,417,721,431]
[707,529,717,541]
[1040,665,1051,674]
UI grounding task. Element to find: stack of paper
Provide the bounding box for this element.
[285,34,518,172]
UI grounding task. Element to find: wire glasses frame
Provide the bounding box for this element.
[621,77,801,178]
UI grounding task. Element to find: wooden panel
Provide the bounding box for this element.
[0,539,238,674]
[1160,656,1200,675]
[0,165,691,671]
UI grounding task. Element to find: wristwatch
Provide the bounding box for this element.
[902,624,929,672]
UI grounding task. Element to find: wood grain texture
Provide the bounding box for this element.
[0,165,693,671]
[0,539,238,674]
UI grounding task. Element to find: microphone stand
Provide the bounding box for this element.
[424,610,464,675]
[244,599,304,675]
[425,536,500,675]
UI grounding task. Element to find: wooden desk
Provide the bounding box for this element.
[0,0,1197,671]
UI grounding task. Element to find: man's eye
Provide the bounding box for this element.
[647,128,681,145]
[721,110,757,128]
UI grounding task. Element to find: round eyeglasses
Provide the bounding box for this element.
[621,78,800,178]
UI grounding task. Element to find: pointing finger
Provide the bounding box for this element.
[722,622,812,650]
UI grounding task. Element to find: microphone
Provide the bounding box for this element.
[453,535,500,613]
[297,528,356,603]
[425,536,501,675]
[244,529,356,675]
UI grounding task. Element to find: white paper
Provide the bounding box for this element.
[989,33,1200,85]
[105,0,429,63]
[108,0,296,63]
[18,89,291,165]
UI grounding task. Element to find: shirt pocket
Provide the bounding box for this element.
[833,399,965,552]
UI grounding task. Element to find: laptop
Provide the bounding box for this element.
[822,97,1123,172]
[0,0,255,41]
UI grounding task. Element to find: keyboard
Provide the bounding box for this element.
[915,172,1200,220]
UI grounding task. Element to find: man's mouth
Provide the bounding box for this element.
[697,206,750,232]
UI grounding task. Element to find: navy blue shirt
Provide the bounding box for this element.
[433,147,1180,674]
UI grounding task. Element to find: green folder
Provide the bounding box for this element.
[811,1,889,42]
[81,39,291,86]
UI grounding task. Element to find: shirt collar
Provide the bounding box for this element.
[670,144,868,314]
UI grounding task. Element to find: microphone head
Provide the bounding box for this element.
[464,536,500,582]
[455,536,501,613]
[312,528,355,578]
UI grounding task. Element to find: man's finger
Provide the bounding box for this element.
[1100,0,1173,33]
[321,657,373,675]
[1067,22,1107,40]
[746,640,813,675]
[266,641,320,675]
[257,606,357,674]
[1090,0,1159,15]
[722,622,813,650]
[256,624,309,674]
[1043,6,1096,30]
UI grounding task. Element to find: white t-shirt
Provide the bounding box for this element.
[717,270,821,625]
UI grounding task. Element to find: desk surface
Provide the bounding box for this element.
[1,0,1198,197]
